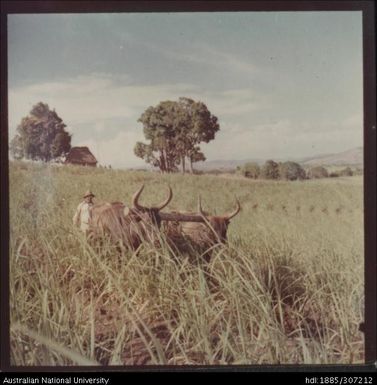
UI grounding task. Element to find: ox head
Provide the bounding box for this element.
[88,185,172,250]
[160,197,241,245]
[197,197,241,243]
[123,184,173,228]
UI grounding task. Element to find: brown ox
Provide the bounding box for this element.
[160,197,241,257]
[88,185,172,250]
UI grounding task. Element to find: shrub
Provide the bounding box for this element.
[329,172,339,178]
[339,167,353,177]
[307,166,329,179]
[241,162,260,179]
[279,161,306,181]
[261,160,280,180]
[353,168,363,176]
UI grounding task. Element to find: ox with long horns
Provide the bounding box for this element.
[88,184,172,250]
[160,197,241,257]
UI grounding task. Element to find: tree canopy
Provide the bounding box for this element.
[261,160,280,180]
[279,161,306,181]
[307,166,329,179]
[134,98,219,173]
[339,167,353,177]
[240,162,260,179]
[10,102,71,162]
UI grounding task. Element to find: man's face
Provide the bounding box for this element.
[84,196,93,204]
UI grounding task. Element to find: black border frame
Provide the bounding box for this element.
[1,0,376,373]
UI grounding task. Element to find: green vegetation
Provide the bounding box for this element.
[10,161,364,365]
[10,102,71,162]
[134,97,219,174]
[308,166,329,179]
[239,162,260,179]
[261,160,280,180]
[278,161,306,181]
[339,167,353,177]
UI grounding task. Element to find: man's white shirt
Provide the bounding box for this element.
[73,201,93,232]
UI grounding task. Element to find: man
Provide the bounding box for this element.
[73,190,95,234]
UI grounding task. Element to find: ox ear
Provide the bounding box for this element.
[123,207,130,216]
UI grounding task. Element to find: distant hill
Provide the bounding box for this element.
[300,147,363,167]
[194,147,363,171]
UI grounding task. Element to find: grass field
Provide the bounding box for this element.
[9,161,364,365]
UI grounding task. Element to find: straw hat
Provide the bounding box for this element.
[83,190,95,198]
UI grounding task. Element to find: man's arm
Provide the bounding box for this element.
[73,203,82,227]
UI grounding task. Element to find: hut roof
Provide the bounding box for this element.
[65,146,97,164]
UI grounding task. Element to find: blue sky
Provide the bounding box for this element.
[8,12,363,168]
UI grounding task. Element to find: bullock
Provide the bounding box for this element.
[88,185,172,250]
[160,197,241,259]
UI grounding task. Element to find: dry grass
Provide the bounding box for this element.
[9,161,364,365]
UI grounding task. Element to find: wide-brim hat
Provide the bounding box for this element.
[83,190,95,198]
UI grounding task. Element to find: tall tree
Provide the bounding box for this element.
[134,101,180,173]
[175,97,219,173]
[134,98,219,173]
[10,102,71,162]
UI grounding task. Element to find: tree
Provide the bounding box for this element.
[307,166,329,179]
[241,162,260,179]
[175,98,219,173]
[261,160,280,179]
[279,161,306,181]
[188,146,206,174]
[10,102,71,162]
[134,98,219,173]
[339,167,353,176]
[134,101,180,173]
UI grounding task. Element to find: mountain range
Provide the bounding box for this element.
[194,147,363,171]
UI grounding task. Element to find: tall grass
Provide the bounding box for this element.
[9,161,364,365]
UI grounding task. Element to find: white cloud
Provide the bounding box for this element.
[136,40,257,80]
[8,72,260,137]
[201,116,363,161]
[9,74,134,131]
[79,130,145,168]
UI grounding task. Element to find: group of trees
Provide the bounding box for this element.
[10,102,71,162]
[10,99,219,175]
[239,160,307,181]
[9,101,359,180]
[239,161,355,181]
[134,97,219,173]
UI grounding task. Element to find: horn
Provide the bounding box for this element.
[132,184,145,210]
[154,186,173,211]
[225,199,241,220]
[198,196,207,218]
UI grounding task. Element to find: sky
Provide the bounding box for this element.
[8,12,363,168]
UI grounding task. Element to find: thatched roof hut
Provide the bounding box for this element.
[65,146,97,167]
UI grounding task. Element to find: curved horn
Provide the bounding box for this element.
[132,184,145,210]
[197,196,207,218]
[154,186,173,211]
[225,199,241,220]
